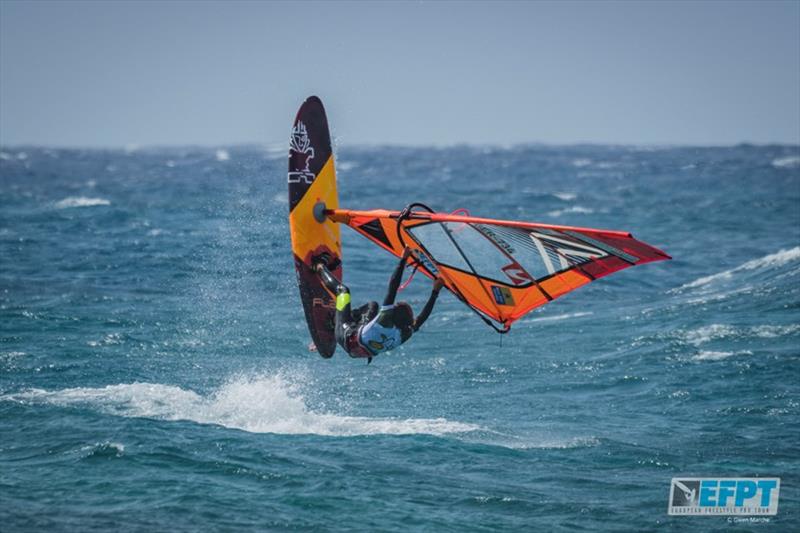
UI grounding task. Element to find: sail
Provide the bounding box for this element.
[329,206,670,331]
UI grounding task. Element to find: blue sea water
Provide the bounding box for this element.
[1,143,799,531]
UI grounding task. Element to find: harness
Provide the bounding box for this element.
[358,305,404,356]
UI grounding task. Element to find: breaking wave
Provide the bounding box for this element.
[675,247,800,291]
[692,350,752,362]
[681,324,800,346]
[55,196,111,209]
[1,372,600,450]
[1,373,480,437]
[547,206,594,217]
[524,311,593,323]
[771,156,800,168]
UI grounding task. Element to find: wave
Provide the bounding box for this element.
[1,373,480,437]
[461,431,600,450]
[692,350,752,362]
[215,149,230,162]
[676,247,800,291]
[552,192,577,201]
[55,196,111,209]
[0,372,600,450]
[525,311,593,323]
[681,324,800,345]
[337,161,358,172]
[771,156,800,168]
[547,206,594,217]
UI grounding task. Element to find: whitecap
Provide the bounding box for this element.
[692,350,735,361]
[692,350,752,361]
[676,247,800,290]
[571,158,592,168]
[215,149,230,162]
[681,323,800,345]
[771,156,800,168]
[595,161,619,169]
[525,311,593,323]
[553,192,577,201]
[337,161,357,172]
[462,430,600,450]
[682,324,738,345]
[547,206,594,217]
[263,143,287,160]
[80,441,125,457]
[55,196,111,209]
[750,324,800,338]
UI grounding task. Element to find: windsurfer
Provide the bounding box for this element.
[314,246,443,361]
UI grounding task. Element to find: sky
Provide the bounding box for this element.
[1,0,798,148]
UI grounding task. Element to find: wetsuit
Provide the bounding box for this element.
[316,253,440,359]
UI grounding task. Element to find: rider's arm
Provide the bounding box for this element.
[383,247,412,306]
[413,279,443,332]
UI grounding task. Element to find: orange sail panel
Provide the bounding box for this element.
[329,208,670,330]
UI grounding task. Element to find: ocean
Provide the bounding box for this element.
[1,143,798,531]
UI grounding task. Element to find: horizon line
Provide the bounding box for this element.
[2,139,799,152]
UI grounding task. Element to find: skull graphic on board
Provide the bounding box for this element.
[289,121,316,184]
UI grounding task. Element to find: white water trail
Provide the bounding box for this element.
[3,373,479,437]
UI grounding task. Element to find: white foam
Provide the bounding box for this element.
[682,323,800,345]
[462,431,599,450]
[772,156,800,168]
[750,324,800,338]
[683,324,738,345]
[692,350,751,361]
[547,206,594,217]
[337,161,357,172]
[677,247,800,290]
[526,311,593,323]
[215,149,230,162]
[553,192,577,201]
[80,441,125,457]
[0,152,11,161]
[2,374,480,437]
[55,196,111,209]
[571,158,592,168]
[0,351,26,362]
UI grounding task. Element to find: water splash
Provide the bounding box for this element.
[3,373,480,437]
